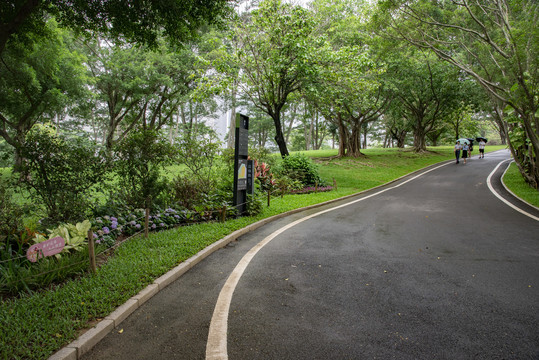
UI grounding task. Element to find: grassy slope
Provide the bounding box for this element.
[3,145,538,359]
[502,162,539,207]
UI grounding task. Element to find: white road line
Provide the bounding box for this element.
[487,159,539,222]
[205,162,450,360]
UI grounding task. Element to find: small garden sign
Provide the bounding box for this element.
[26,237,65,262]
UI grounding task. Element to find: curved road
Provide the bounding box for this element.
[83,150,539,360]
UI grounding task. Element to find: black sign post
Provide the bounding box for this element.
[233,114,251,215]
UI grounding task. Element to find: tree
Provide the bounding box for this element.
[305,41,387,157]
[0,19,87,166]
[17,124,110,225]
[114,128,175,210]
[384,50,466,152]
[1,0,234,57]
[305,0,387,157]
[233,0,316,157]
[376,0,539,186]
[83,38,200,148]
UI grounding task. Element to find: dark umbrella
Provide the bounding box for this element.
[476,137,488,142]
[467,138,475,144]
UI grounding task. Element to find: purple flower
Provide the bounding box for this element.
[174,215,180,219]
[102,227,110,235]
[111,221,118,229]
[130,220,137,226]
[110,217,117,222]
[159,223,165,227]
[151,224,156,229]
[135,224,141,229]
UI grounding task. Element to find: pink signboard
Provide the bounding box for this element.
[26,237,65,262]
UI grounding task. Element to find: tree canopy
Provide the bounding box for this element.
[374,0,539,186]
[1,0,537,188]
[1,0,235,55]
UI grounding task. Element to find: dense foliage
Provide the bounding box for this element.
[278,153,323,187]
[114,129,175,210]
[17,125,110,226]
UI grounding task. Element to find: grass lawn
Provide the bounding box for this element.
[1,144,533,360]
[502,162,539,208]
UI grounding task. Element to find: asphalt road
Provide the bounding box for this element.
[82,150,539,360]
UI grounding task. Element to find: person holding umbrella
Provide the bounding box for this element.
[455,140,462,164]
[462,141,469,164]
[477,137,487,158]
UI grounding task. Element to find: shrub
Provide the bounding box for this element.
[0,180,24,239]
[16,124,111,226]
[277,153,323,187]
[0,243,90,295]
[273,175,303,195]
[245,194,263,216]
[114,129,175,210]
[171,175,205,209]
[177,132,224,193]
[252,159,276,192]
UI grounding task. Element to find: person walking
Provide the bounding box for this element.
[468,141,473,159]
[455,141,462,164]
[462,142,469,164]
[479,139,486,158]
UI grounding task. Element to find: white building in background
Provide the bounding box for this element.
[202,108,231,144]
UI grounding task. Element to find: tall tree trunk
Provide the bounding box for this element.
[272,112,289,158]
[413,129,427,152]
[347,122,362,157]
[284,103,297,145]
[337,115,347,157]
[304,106,313,151]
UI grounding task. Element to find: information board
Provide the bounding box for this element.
[233,114,250,214]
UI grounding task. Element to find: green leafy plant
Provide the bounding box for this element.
[245,194,263,216]
[33,220,92,255]
[114,128,175,210]
[252,159,276,191]
[16,124,111,226]
[0,179,25,241]
[172,174,206,209]
[278,153,323,187]
[176,131,224,194]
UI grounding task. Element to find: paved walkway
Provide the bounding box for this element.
[51,150,539,359]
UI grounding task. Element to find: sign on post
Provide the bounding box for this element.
[237,159,248,191]
[26,237,65,262]
[233,113,253,215]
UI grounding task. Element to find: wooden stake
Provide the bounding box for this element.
[221,206,227,223]
[88,230,96,274]
[145,208,150,238]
